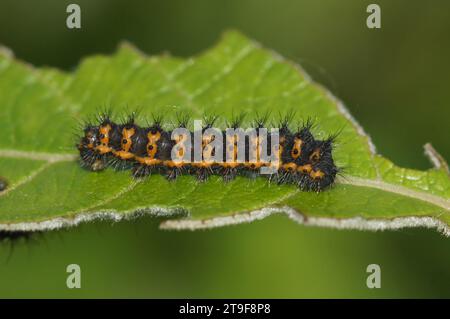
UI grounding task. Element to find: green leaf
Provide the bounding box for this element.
[0,31,449,235]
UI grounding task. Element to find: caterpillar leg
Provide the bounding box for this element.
[195,167,214,182]
[108,156,134,171]
[79,148,107,171]
[221,167,239,182]
[132,164,158,178]
[166,167,184,181]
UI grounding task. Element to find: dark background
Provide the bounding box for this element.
[0,0,449,298]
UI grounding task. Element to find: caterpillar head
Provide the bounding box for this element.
[78,125,100,150]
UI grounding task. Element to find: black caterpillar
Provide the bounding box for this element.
[77,113,339,192]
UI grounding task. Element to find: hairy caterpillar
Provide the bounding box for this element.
[77,113,339,192]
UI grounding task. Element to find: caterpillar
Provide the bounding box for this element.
[77,113,339,192]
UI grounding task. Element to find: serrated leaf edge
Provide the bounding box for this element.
[0,205,448,237]
[160,206,450,237]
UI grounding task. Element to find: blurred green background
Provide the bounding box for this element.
[0,0,449,298]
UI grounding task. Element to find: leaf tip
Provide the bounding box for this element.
[117,40,146,57]
[424,143,450,175]
[0,45,14,59]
